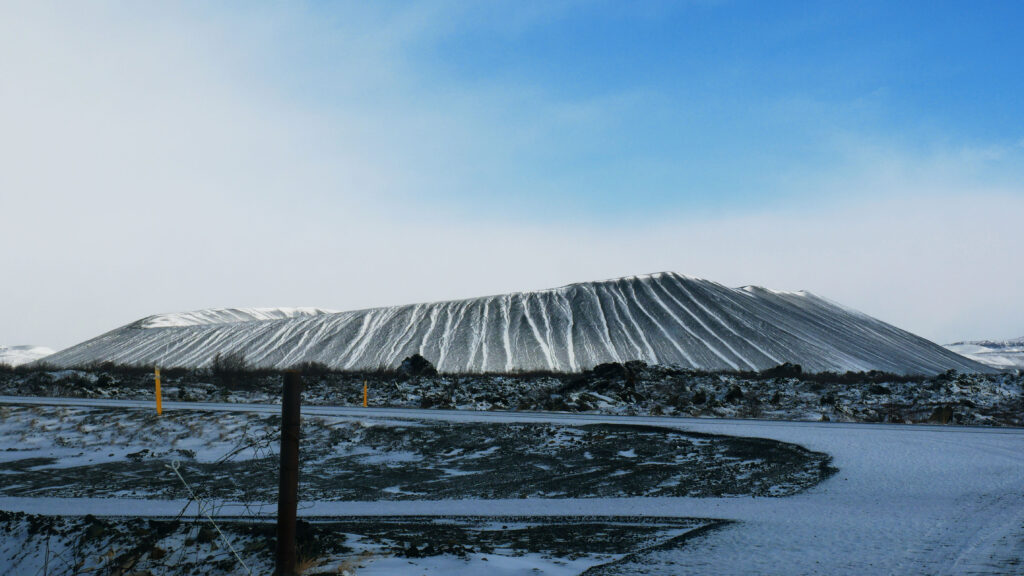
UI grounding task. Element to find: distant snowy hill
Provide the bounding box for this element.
[944,337,1024,370]
[40,272,991,375]
[0,345,55,367]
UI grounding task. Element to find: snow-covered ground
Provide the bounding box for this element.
[0,401,829,502]
[0,345,54,366]
[946,337,1024,370]
[1,397,1022,574]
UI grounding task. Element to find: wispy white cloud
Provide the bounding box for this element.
[1,2,1021,349]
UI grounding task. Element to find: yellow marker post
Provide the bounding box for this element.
[363,380,368,408]
[154,367,163,415]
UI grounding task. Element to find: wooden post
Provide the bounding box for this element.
[276,371,302,576]
[154,367,162,415]
[363,379,368,408]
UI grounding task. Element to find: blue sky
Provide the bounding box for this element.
[256,0,1024,218]
[1,1,1023,348]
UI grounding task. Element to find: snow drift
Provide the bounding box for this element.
[40,272,991,374]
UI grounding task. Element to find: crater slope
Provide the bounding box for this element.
[40,272,989,374]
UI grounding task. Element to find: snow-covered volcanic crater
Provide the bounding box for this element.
[40,272,990,375]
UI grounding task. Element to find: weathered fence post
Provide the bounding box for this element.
[276,371,302,576]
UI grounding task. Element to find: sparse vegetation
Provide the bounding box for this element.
[0,362,1020,426]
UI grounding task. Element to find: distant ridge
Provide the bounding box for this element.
[1,345,55,367]
[945,337,1024,370]
[40,272,991,375]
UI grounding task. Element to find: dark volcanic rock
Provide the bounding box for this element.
[761,362,803,379]
[399,354,438,378]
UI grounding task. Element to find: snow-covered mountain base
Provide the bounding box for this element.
[0,345,54,367]
[945,337,1024,370]
[40,272,990,375]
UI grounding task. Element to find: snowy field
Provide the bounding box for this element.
[0,401,830,502]
[1,397,1022,574]
[0,512,717,576]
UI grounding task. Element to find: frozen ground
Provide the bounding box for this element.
[0,512,715,576]
[1,398,1022,574]
[0,403,830,501]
